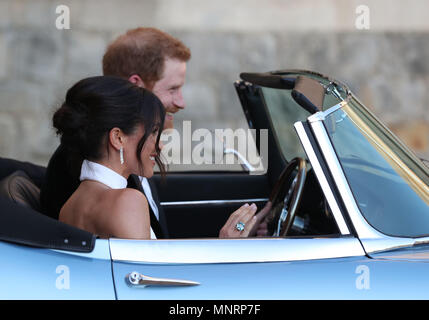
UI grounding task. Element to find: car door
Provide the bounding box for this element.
[110,236,376,300]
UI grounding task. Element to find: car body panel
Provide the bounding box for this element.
[110,237,429,299]
[0,240,115,299]
[112,256,429,300]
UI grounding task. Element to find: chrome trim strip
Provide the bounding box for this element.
[308,101,347,123]
[109,237,365,264]
[358,238,414,254]
[294,121,350,235]
[161,198,269,207]
[323,100,347,117]
[414,236,429,246]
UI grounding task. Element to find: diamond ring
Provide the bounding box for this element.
[235,221,245,232]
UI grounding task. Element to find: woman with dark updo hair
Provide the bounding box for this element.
[54,76,261,239]
[54,76,166,239]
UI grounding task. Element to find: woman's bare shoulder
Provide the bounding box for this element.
[111,188,149,210]
[101,188,151,239]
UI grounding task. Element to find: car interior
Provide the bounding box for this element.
[153,71,346,238]
[0,70,347,252]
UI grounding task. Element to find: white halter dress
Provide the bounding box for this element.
[80,159,157,239]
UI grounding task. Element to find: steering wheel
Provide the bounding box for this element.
[266,157,308,237]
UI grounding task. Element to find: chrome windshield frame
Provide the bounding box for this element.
[294,121,350,235]
[305,102,424,254]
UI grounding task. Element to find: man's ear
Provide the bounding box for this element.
[128,74,145,88]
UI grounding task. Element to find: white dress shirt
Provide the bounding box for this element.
[140,177,159,221]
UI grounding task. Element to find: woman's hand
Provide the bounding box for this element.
[249,201,272,237]
[219,203,258,238]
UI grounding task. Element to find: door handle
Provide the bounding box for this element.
[126,271,200,287]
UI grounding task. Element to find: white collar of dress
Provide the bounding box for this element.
[80,159,128,189]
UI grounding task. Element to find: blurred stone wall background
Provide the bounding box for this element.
[0,0,428,166]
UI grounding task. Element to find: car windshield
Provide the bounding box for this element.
[260,86,309,160]
[324,99,429,238]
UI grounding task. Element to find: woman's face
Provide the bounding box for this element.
[124,124,161,178]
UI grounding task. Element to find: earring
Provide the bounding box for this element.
[120,146,124,165]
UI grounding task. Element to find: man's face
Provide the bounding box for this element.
[151,58,187,130]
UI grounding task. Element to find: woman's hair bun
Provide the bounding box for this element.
[53,99,90,154]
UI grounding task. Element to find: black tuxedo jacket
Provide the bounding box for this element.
[39,145,168,239]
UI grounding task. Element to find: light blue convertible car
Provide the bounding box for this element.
[0,70,428,300]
